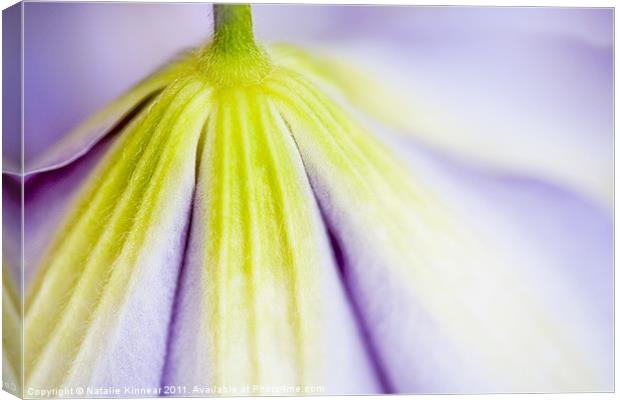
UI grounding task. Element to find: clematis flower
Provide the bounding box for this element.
[3,3,612,396]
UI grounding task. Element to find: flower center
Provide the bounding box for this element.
[199,4,272,88]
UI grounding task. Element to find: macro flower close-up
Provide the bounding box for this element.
[1,2,613,397]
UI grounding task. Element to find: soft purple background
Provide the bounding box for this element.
[20,4,613,166]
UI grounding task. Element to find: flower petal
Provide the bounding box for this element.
[3,266,22,395]
[24,77,211,390]
[23,134,116,288]
[3,176,22,283]
[266,70,612,392]
[163,88,381,394]
[23,1,215,168]
[25,53,196,175]
[267,7,613,209]
[20,54,203,288]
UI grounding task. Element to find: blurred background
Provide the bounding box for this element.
[16,3,614,207]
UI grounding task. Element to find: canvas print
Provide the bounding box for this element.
[2,2,614,398]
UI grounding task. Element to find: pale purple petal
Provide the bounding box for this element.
[292,7,613,207]
[3,176,21,287]
[299,115,613,392]
[23,134,116,287]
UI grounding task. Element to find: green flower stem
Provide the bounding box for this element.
[213,4,256,51]
[201,4,272,87]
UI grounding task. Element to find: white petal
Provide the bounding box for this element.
[267,70,612,392]
[24,78,210,391]
[267,7,613,209]
[164,88,381,394]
